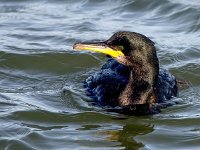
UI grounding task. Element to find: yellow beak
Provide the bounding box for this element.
[73,42,124,58]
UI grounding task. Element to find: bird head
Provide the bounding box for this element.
[73,31,158,70]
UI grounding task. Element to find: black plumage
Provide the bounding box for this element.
[84,58,178,114]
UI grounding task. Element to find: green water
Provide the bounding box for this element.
[0,0,200,149]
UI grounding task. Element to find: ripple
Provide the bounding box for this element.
[0,0,200,149]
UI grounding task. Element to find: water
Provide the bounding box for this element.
[0,0,199,149]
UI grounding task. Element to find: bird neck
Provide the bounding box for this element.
[119,64,157,107]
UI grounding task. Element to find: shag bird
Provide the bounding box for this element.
[73,31,178,115]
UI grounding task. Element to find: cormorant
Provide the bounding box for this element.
[73,31,178,115]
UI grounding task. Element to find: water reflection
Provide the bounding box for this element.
[102,123,154,149]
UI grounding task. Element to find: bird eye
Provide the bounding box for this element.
[116,46,124,51]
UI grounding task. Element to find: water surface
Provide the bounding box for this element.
[0,0,200,149]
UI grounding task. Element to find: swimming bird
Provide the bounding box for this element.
[73,31,178,115]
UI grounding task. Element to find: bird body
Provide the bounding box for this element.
[84,58,178,114]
